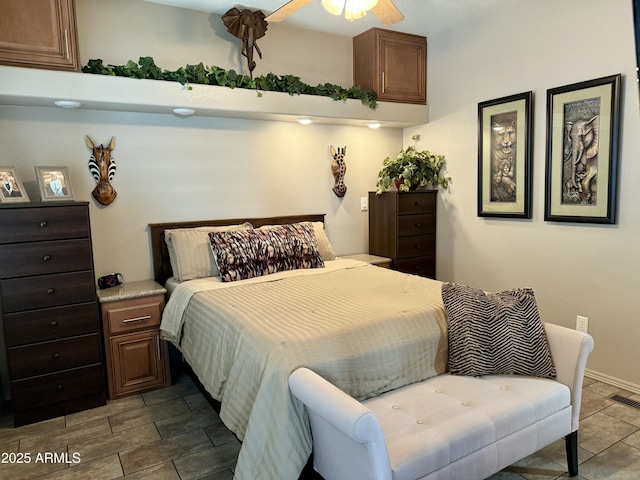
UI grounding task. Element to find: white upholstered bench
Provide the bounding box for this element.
[289,323,594,480]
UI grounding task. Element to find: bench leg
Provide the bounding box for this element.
[565,431,578,477]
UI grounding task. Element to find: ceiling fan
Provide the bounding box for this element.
[265,0,404,26]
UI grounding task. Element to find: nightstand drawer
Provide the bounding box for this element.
[8,333,102,378]
[4,302,99,347]
[397,235,435,259]
[396,256,435,278]
[398,192,436,215]
[397,214,435,237]
[1,271,96,313]
[0,239,93,279]
[104,295,164,335]
[11,364,105,411]
[0,205,90,244]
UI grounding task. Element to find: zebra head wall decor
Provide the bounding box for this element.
[330,145,347,198]
[86,136,117,205]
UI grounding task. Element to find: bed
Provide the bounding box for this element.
[149,214,448,480]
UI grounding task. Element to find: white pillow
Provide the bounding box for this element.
[258,221,336,261]
[165,223,252,281]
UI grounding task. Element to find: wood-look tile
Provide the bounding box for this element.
[65,395,146,428]
[119,428,212,475]
[34,453,123,480]
[204,422,239,447]
[141,381,199,407]
[69,423,160,464]
[117,461,180,479]
[184,392,216,412]
[109,397,191,433]
[155,408,222,439]
[197,469,235,480]
[172,442,241,480]
[0,446,69,480]
[19,418,112,453]
[0,416,65,444]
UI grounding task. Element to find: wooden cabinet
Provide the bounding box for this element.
[368,191,437,278]
[98,281,170,399]
[353,28,426,105]
[0,202,105,426]
[0,0,81,71]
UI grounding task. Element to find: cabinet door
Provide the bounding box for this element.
[109,330,168,398]
[0,0,80,71]
[378,31,426,104]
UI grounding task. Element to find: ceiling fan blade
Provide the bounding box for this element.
[371,0,404,25]
[265,0,314,22]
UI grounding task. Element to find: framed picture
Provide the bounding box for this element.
[477,91,533,218]
[0,167,30,204]
[35,166,75,202]
[544,74,621,224]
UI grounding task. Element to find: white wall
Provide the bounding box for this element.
[408,0,640,388]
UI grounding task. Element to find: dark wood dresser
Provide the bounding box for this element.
[0,202,105,426]
[368,191,437,278]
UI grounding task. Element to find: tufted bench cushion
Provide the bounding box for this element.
[363,373,571,480]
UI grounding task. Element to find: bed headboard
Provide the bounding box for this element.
[148,214,325,285]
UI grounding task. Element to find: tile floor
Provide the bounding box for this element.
[0,374,639,479]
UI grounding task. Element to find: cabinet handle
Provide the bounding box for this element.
[40,221,48,228]
[64,29,70,59]
[46,288,54,294]
[122,315,151,324]
[381,71,385,93]
[43,255,51,261]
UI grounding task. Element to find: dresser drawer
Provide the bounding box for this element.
[8,333,102,378]
[397,235,435,259]
[0,205,90,244]
[11,364,105,411]
[398,192,436,215]
[397,214,435,237]
[0,239,93,279]
[104,295,164,335]
[396,256,435,278]
[1,271,96,313]
[4,302,99,347]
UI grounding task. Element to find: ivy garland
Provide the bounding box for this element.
[82,57,378,110]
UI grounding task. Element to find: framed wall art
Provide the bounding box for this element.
[35,166,75,202]
[477,91,532,218]
[0,167,30,204]
[544,74,621,224]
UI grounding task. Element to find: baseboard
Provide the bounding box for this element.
[586,369,640,395]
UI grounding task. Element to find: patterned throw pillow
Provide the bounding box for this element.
[441,283,556,378]
[209,223,325,282]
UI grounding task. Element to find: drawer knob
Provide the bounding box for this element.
[43,255,51,261]
[415,266,422,270]
[40,221,48,228]
[415,202,421,206]
[415,245,421,249]
[50,320,58,327]
[53,353,60,360]
[414,223,421,227]
[46,288,54,295]
[56,384,64,391]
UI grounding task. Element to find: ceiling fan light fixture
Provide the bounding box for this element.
[321,0,345,16]
[322,0,379,20]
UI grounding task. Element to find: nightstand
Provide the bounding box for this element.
[97,280,170,399]
[341,253,392,268]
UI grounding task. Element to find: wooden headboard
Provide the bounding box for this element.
[148,214,325,285]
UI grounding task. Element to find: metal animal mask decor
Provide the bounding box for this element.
[330,145,347,197]
[86,136,117,205]
[222,8,268,79]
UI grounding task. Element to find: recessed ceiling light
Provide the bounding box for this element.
[54,100,82,108]
[173,108,196,116]
[297,117,313,125]
[367,121,381,129]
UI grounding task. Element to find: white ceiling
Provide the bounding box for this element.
[142,0,516,37]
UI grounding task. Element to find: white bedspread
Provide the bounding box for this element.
[160,259,448,480]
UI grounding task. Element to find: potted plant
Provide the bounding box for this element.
[375,144,451,194]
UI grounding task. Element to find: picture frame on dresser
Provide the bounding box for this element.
[0,166,29,203]
[477,91,532,219]
[35,166,75,201]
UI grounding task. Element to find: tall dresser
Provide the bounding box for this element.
[0,202,105,426]
[368,191,437,279]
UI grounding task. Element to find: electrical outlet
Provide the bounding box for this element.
[360,197,368,212]
[576,315,589,333]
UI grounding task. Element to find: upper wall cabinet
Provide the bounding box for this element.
[0,0,80,71]
[353,28,426,105]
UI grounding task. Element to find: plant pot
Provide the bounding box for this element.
[394,178,419,191]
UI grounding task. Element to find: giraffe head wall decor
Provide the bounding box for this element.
[330,145,347,198]
[86,136,117,205]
